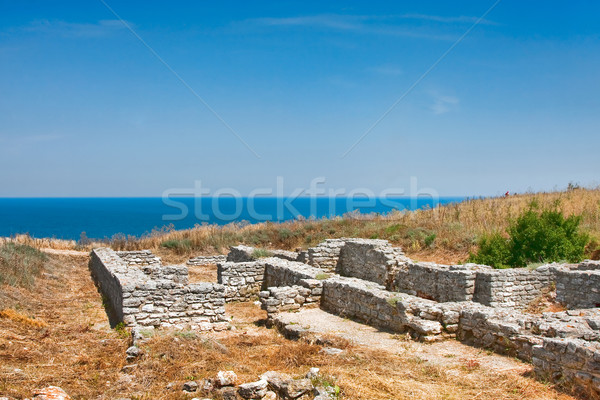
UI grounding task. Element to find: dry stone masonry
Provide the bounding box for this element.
[217,261,265,301]
[91,237,600,394]
[89,248,228,330]
[187,255,227,266]
[256,238,600,394]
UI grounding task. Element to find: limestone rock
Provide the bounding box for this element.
[280,378,313,399]
[215,386,239,400]
[238,379,268,399]
[182,381,198,392]
[216,370,238,387]
[32,386,71,400]
[260,370,292,392]
[320,347,343,356]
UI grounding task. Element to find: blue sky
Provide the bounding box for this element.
[0,1,599,197]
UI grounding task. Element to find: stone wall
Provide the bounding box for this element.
[116,250,161,266]
[187,255,227,266]
[227,245,299,263]
[227,245,257,262]
[533,338,600,393]
[90,248,228,330]
[391,262,486,302]
[555,267,600,309]
[457,303,600,393]
[90,248,128,323]
[297,239,345,272]
[259,285,321,315]
[217,261,265,301]
[336,238,409,286]
[472,266,555,308]
[262,257,327,289]
[320,275,464,340]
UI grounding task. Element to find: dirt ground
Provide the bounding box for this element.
[0,253,582,399]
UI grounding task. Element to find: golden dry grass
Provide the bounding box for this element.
[0,308,47,328]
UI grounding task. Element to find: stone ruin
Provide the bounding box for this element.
[89,239,600,395]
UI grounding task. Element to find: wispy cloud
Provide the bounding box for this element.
[248,13,496,40]
[430,93,459,115]
[20,19,129,38]
[400,13,498,26]
[253,14,365,30]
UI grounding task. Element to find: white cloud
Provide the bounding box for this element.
[430,93,459,115]
[400,13,498,26]
[248,14,467,41]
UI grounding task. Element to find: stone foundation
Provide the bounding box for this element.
[555,268,600,309]
[217,261,265,301]
[90,248,228,330]
[187,255,227,266]
[92,238,600,394]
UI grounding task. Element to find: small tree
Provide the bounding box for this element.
[469,204,589,268]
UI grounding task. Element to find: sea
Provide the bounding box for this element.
[0,197,465,241]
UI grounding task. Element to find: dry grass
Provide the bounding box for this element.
[0,308,47,328]
[0,243,49,287]
[187,264,218,283]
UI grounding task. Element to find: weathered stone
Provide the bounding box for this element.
[182,381,198,392]
[237,379,268,399]
[280,378,313,399]
[216,370,238,387]
[32,386,71,400]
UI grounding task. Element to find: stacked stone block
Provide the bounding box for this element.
[533,338,600,393]
[391,263,486,302]
[472,265,555,308]
[187,255,227,266]
[89,248,228,330]
[336,238,409,286]
[217,261,265,301]
[555,267,600,309]
[297,239,345,272]
[116,250,161,266]
[259,284,321,316]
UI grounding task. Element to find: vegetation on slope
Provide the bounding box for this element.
[469,203,589,268]
[3,187,600,265]
[0,243,47,287]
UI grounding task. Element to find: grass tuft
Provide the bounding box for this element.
[0,243,48,287]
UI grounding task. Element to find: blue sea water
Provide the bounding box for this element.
[0,197,464,241]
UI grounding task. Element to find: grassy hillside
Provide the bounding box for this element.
[5,188,600,264]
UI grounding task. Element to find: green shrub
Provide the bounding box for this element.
[160,239,192,253]
[424,233,437,248]
[0,243,48,287]
[469,233,511,268]
[278,228,293,241]
[251,248,272,258]
[384,224,403,235]
[470,205,589,268]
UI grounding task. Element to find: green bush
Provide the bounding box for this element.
[470,205,589,268]
[0,243,48,287]
[278,228,293,241]
[251,248,272,258]
[469,233,511,268]
[160,239,192,253]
